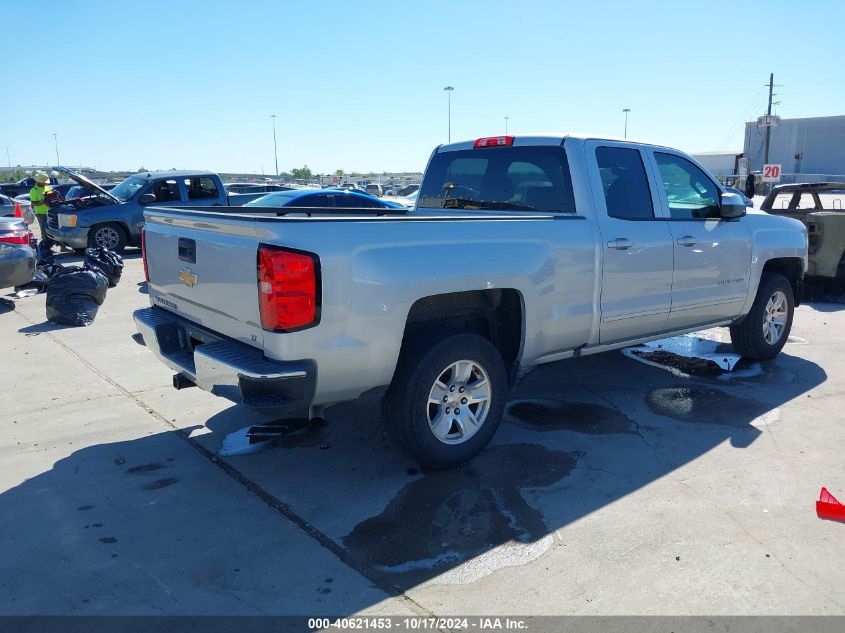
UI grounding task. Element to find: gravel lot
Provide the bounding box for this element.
[1,250,844,617]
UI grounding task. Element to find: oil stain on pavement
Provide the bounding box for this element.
[646,386,770,427]
[507,399,636,434]
[344,444,580,587]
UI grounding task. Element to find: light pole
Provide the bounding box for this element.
[4,146,10,171]
[52,133,60,165]
[505,116,509,135]
[270,114,279,178]
[443,86,454,142]
[622,108,631,139]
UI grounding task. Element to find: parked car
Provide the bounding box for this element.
[381,190,418,209]
[244,189,405,210]
[395,183,420,197]
[0,174,58,198]
[45,168,258,253]
[135,133,806,468]
[760,182,845,278]
[0,216,35,290]
[1,194,34,224]
[364,184,384,197]
[224,183,293,194]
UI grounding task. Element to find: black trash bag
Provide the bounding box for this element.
[14,262,65,295]
[45,266,108,327]
[84,247,124,287]
[36,241,54,264]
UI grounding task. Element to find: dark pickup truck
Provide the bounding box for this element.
[46,168,261,252]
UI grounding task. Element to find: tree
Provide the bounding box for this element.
[290,165,313,180]
[334,169,344,177]
[138,166,148,173]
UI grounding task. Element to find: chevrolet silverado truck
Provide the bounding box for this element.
[134,134,807,468]
[46,168,262,253]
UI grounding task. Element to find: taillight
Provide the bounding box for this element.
[141,227,149,283]
[0,229,30,245]
[473,135,515,148]
[258,246,320,331]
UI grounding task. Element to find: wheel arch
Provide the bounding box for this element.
[398,289,524,388]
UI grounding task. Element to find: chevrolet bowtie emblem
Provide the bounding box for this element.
[179,269,198,287]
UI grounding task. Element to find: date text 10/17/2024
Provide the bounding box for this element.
[308,617,529,631]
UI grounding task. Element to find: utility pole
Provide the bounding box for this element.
[52,133,60,165]
[443,86,454,142]
[505,116,509,135]
[4,146,10,171]
[271,114,279,178]
[623,108,631,138]
[763,73,774,165]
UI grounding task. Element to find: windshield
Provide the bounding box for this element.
[244,191,300,207]
[109,175,147,202]
[418,146,576,212]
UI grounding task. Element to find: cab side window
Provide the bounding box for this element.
[596,147,654,219]
[655,153,720,219]
[185,177,219,200]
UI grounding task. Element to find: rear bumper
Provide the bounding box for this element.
[133,306,316,414]
[0,245,36,289]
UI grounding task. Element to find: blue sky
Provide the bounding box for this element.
[4,0,843,174]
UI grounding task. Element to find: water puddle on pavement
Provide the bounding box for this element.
[343,444,580,586]
[645,386,774,427]
[506,399,636,434]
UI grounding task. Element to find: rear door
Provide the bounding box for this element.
[183,176,224,207]
[646,150,752,330]
[585,141,674,344]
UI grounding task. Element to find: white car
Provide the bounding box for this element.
[381,190,418,208]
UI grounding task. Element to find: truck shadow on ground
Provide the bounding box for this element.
[0,347,826,611]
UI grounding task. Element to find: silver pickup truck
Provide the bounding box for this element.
[134,134,807,468]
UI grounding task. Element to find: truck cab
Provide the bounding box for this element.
[47,169,229,252]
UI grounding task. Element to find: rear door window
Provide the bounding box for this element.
[185,177,219,200]
[418,146,576,212]
[595,147,654,219]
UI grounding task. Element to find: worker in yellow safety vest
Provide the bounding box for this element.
[30,171,53,247]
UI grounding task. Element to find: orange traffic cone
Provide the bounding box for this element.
[817,487,845,522]
[14,202,23,218]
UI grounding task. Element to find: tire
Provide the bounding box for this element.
[382,332,507,469]
[730,272,794,360]
[88,223,127,253]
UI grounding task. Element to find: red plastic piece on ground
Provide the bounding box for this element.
[817,487,845,522]
[14,203,23,218]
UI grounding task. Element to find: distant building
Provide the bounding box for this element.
[691,151,741,179]
[743,115,845,178]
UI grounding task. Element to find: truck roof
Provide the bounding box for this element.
[437,133,673,152]
[134,170,217,179]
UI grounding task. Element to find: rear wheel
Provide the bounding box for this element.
[88,223,127,253]
[730,272,794,360]
[382,332,507,469]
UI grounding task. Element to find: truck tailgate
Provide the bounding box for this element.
[144,211,264,348]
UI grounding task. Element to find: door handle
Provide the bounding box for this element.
[607,238,633,250]
[676,235,698,247]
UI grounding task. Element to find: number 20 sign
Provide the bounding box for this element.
[762,164,782,182]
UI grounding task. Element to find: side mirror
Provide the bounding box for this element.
[139,193,157,205]
[720,192,746,219]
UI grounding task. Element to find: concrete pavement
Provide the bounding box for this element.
[1,251,843,616]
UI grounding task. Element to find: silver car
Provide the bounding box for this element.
[0,216,36,290]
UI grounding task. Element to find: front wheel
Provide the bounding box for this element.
[382,333,507,469]
[730,272,794,360]
[88,223,127,253]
